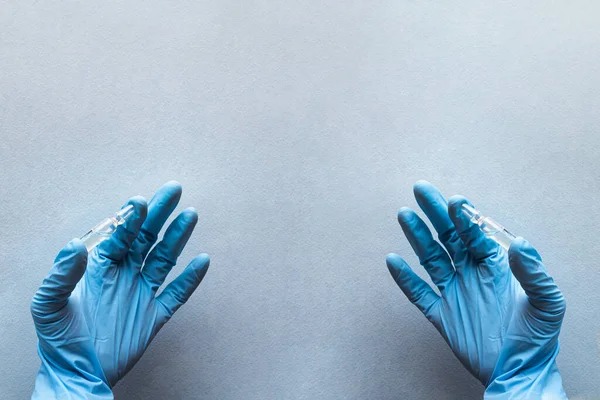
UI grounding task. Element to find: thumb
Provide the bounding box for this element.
[508,237,566,321]
[31,239,88,323]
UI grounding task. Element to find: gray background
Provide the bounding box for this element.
[1,1,599,399]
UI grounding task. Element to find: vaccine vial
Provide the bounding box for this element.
[80,205,135,251]
[461,204,516,250]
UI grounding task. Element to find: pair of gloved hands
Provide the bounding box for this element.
[31,181,567,399]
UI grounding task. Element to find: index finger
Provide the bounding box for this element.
[413,181,464,260]
[95,196,147,263]
[130,181,183,261]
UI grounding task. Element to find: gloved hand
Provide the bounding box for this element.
[30,182,210,399]
[386,181,566,399]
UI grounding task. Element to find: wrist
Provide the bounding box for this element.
[484,361,566,400]
[32,343,113,400]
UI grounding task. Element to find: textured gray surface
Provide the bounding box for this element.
[1,1,600,399]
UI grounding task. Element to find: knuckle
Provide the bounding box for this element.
[30,295,48,320]
[420,251,445,267]
[152,248,177,267]
[137,228,158,246]
[171,289,187,305]
[554,295,567,316]
[30,297,41,317]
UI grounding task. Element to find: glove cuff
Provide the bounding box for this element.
[484,360,566,400]
[32,342,113,400]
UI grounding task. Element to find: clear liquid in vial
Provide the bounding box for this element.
[80,205,134,252]
[462,204,516,250]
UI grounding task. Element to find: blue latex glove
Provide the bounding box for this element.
[31,182,210,399]
[386,181,566,399]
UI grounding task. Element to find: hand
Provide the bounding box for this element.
[386,181,566,398]
[31,182,210,399]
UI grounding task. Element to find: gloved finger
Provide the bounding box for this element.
[95,196,147,264]
[509,238,566,320]
[413,181,464,260]
[156,254,210,322]
[31,239,87,323]
[397,207,454,292]
[131,181,183,263]
[142,208,198,292]
[386,253,440,323]
[447,195,499,262]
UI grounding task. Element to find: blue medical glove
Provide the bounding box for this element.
[31,182,210,399]
[386,181,566,399]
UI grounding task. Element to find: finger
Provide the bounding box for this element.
[447,195,499,262]
[156,254,210,321]
[509,238,566,320]
[131,181,183,263]
[413,180,464,260]
[31,239,87,323]
[397,207,454,291]
[95,196,147,264]
[386,253,440,322]
[142,208,198,292]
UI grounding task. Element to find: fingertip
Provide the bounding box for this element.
[51,239,89,277]
[447,194,467,212]
[181,207,199,223]
[52,239,88,271]
[508,237,541,262]
[56,238,88,262]
[68,238,88,256]
[165,180,183,188]
[196,252,210,264]
[162,180,183,196]
[412,180,436,200]
[149,182,183,210]
[386,253,405,273]
[191,254,210,279]
[397,207,415,223]
[508,236,527,253]
[447,194,467,204]
[128,195,148,207]
[194,253,210,269]
[413,180,433,193]
[385,252,397,264]
[96,196,148,261]
[448,195,478,224]
[126,196,149,220]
